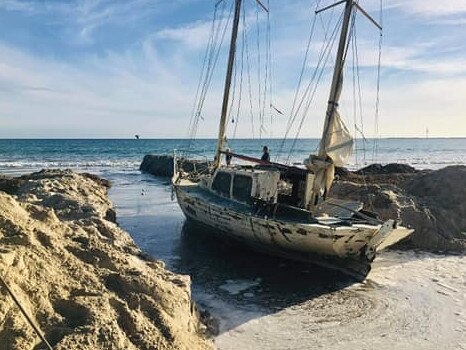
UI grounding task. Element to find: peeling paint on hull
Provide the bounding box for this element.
[174,183,410,278]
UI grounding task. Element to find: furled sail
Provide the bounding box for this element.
[306,67,353,206]
[321,109,353,167]
[320,69,353,167]
[306,0,356,207]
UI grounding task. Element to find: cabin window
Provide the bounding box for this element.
[232,175,252,203]
[212,172,231,198]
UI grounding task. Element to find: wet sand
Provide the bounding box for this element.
[109,172,466,350]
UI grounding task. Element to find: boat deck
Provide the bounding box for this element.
[178,181,369,227]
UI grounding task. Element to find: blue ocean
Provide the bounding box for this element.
[0,138,464,176]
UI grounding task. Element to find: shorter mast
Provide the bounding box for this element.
[309,0,381,206]
[309,0,354,206]
[214,0,243,168]
[319,0,353,158]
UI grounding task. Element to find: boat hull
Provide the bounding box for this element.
[173,182,412,278]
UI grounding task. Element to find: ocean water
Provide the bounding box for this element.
[0,138,464,175]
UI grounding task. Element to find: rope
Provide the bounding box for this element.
[0,274,54,350]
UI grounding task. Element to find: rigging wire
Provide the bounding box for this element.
[244,4,256,139]
[350,10,358,167]
[260,0,272,138]
[372,0,383,163]
[277,3,340,161]
[276,0,321,160]
[227,47,238,132]
[231,0,271,141]
[285,11,345,162]
[289,1,322,124]
[187,4,219,139]
[232,7,245,139]
[353,21,367,164]
[189,0,234,143]
[266,0,273,138]
[255,1,263,138]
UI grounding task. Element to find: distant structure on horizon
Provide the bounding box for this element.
[426,128,429,139]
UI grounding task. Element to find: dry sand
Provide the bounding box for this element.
[0,169,212,350]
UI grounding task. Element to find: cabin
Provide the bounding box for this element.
[207,166,316,211]
[208,167,280,204]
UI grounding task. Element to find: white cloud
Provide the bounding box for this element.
[155,20,220,50]
[0,41,200,138]
[349,42,466,75]
[0,0,465,138]
[0,0,162,44]
[385,0,466,17]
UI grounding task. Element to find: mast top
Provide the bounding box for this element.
[316,0,382,30]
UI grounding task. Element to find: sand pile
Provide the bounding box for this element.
[0,169,212,350]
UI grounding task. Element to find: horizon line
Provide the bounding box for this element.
[0,137,465,140]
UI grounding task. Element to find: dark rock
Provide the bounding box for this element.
[403,166,466,246]
[140,155,174,177]
[0,176,26,195]
[355,163,419,175]
[384,163,418,174]
[331,165,466,252]
[355,163,384,175]
[105,208,117,223]
[82,173,112,189]
[140,154,212,177]
[334,167,351,177]
[336,164,427,187]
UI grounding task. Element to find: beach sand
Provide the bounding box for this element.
[0,170,212,350]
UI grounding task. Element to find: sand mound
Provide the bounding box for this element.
[0,169,212,350]
[331,165,466,252]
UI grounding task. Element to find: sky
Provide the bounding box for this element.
[0,0,465,139]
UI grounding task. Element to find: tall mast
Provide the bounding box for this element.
[214,0,243,168]
[318,0,353,157]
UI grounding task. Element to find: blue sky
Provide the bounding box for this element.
[0,0,465,138]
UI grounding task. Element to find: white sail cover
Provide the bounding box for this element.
[322,109,353,167]
[306,70,354,206]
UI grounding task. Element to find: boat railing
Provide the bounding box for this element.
[173,148,214,180]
